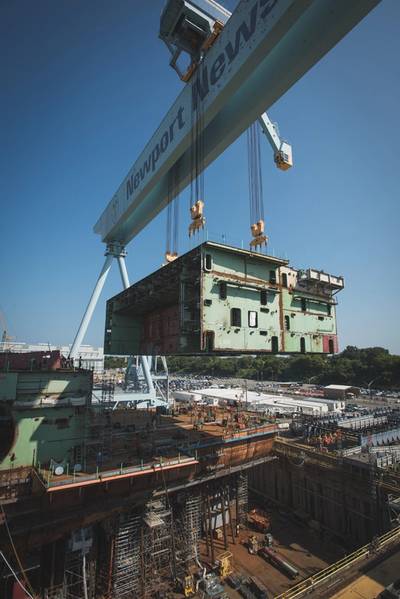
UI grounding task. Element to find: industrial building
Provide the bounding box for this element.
[324,384,360,400]
[105,242,343,356]
[173,387,345,416]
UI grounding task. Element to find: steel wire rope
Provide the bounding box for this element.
[247,122,266,248]
[165,162,180,257]
[0,551,35,599]
[0,503,37,598]
[173,162,180,255]
[189,77,205,230]
[166,171,173,256]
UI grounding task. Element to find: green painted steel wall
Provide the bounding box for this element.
[104,242,341,355]
[0,370,92,471]
[201,245,282,352]
[12,371,92,405]
[0,406,87,471]
[104,310,141,356]
[0,373,17,401]
[281,288,336,353]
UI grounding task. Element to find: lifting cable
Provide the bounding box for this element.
[165,162,180,263]
[0,503,36,598]
[189,85,205,237]
[247,122,267,250]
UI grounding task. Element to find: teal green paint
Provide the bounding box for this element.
[0,373,17,401]
[105,242,342,355]
[104,310,141,355]
[12,371,92,405]
[282,287,337,353]
[0,406,86,471]
[201,245,282,352]
[0,370,91,471]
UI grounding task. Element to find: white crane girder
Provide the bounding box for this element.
[94,0,380,246]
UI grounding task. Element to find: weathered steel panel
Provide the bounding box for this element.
[0,350,62,371]
[104,242,343,355]
[0,369,93,471]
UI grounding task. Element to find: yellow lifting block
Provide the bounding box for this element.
[250,219,268,249]
[165,251,178,263]
[189,200,206,237]
[274,143,293,171]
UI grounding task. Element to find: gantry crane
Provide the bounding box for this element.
[160,0,292,248]
[160,0,293,172]
[70,0,381,405]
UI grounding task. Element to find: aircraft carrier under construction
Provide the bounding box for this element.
[1,351,400,599]
[2,0,399,597]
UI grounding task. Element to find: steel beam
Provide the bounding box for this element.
[94,0,381,246]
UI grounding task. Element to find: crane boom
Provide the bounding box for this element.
[94,0,380,247]
[258,112,292,170]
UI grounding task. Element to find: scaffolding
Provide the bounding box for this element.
[173,491,201,575]
[44,529,94,599]
[44,586,65,599]
[111,511,142,598]
[101,374,115,406]
[64,551,91,599]
[142,498,175,597]
[106,491,204,598]
[183,492,202,562]
[236,472,249,525]
[84,408,113,469]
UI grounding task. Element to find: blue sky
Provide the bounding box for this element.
[1,0,399,354]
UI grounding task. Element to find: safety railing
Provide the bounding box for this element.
[34,453,198,490]
[274,526,400,599]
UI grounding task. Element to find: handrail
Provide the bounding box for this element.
[35,454,198,491]
[274,526,400,599]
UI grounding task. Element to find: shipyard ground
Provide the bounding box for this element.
[198,502,344,597]
[1,366,400,598]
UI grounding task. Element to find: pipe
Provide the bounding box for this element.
[259,547,298,579]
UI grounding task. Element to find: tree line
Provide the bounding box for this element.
[166,346,400,389]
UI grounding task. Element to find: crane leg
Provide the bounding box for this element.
[69,253,114,359]
[70,242,127,359]
[116,253,155,396]
[140,355,156,396]
[70,244,160,402]
[117,255,130,290]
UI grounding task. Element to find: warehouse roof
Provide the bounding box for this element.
[325,385,359,390]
